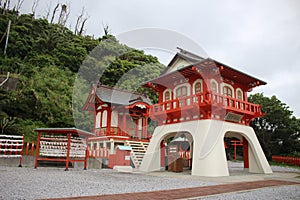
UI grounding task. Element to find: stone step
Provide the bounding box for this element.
[125,140,149,168]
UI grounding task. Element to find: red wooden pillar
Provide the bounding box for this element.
[34,132,41,169]
[65,133,71,171]
[31,142,35,155]
[160,140,166,167]
[25,142,29,155]
[117,112,121,135]
[158,89,163,103]
[84,139,88,170]
[142,117,148,139]
[106,108,112,134]
[134,119,139,138]
[243,137,249,169]
[231,140,238,161]
[123,112,127,134]
[10,142,13,155]
[99,111,103,135]
[93,110,97,134]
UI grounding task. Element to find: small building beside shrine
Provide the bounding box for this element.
[82,84,152,168]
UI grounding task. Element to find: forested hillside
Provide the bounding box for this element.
[0,8,164,141]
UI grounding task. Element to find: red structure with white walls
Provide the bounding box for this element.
[83,84,151,168]
[82,48,272,176]
[142,48,266,126]
[139,48,272,176]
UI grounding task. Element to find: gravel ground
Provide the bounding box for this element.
[198,162,300,200]
[0,162,299,200]
[0,166,217,200]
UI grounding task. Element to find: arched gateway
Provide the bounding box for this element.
[140,120,272,176]
[139,48,272,176]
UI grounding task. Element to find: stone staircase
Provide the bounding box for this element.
[125,140,149,168]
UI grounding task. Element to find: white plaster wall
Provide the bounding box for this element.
[102,111,107,128]
[95,112,101,128]
[138,118,142,130]
[167,59,192,73]
[111,110,118,127]
[140,120,272,177]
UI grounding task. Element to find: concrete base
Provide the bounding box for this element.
[0,156,106,169]
[74,158,103,169]
[0,156,34,167]
[113,165,133,173]
[140,119,272,177]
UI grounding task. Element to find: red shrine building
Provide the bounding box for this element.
[83,85,152,168]
[84,48,272,176]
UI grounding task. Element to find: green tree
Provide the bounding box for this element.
[249,93,300,159]
[0,8,165,142]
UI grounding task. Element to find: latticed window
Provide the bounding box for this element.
[236,89,244,110]
[237,90,243,100]
[223,86,233,97]
[164,91,172,110]
[211,81,217,93]
[165,91,171,101]
[223,86,233,107]
[194,82,202,93]
[176,86,188,98]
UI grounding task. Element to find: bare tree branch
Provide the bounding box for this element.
[2,0,8,14]
[58,3,70,33]
[58,4,67,25]
[79,15,89,35]
[50,3,59,24]
[62,3,70,28]
[45,1,52,20]
[103,23,111,36]
[16,0,24,12]
[6,0,9,10]
[74,7,84,35]
[31,0,40,17]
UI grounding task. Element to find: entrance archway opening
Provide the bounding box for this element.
[224,132,249,175]
[160,132,193,173]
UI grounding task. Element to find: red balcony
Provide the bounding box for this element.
[150,92,263,125]
[93,128,151,141]
[94,128,130,138]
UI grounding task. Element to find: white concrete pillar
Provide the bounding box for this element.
[110,139,114,154]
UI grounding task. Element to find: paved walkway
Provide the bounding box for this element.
[51,179,299,200]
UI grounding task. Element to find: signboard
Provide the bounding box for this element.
[224,112,243,122]
[168,145,178,154]
[125,156,131,160]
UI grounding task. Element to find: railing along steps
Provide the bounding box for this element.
[125,140,149,168]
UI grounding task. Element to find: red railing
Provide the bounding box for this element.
[272,156,300,166]
[24,142,35,156]
[209,93,261,114]
[94,128,130,137]
[150,92,262,116]
[151,92,206,113]
[0,139,34,156]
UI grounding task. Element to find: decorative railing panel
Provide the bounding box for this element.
[150,92,262,123]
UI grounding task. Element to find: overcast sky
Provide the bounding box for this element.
[14,0,300,117]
